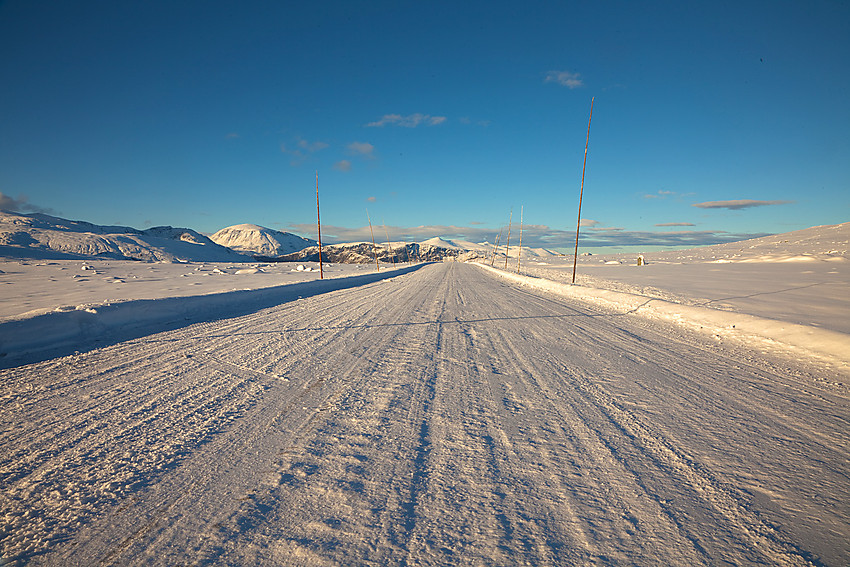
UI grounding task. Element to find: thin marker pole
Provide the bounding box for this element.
[367,209,379,272]
[504,208,513,270]
[316,171,323,279]
[383,220,396,265]
[516,205,524,273]
[572,96,594,284]
[491,227,503,266]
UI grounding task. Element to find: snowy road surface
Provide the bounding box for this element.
[2,262,848,566]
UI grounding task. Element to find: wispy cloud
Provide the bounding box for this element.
[459,117,491,127]
[280,137,328,166]
[347,141,375,157]
[545,70,583,89]
[0,192,55,214]
[643,190,679,199]
[286,221,768,251]
[577,228,773,249]
[298,139,329,152]
[333,160,352,172]
[692,199,794,210]
[225,132,240,139]
[656,222,696,227]
[366,113,447,128]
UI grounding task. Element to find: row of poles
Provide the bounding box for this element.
[316,172,418,280]
[487,96,594,281]
[487,205,524,273]
[315,96,594,283]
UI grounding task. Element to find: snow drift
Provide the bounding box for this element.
[0,263,427,368]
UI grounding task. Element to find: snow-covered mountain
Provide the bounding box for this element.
[0,211,248,262]
[210,224,316,257]
[276,239,473,264]
[269,236,561,265]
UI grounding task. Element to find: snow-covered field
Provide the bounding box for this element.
[519,222,850,335]
[1,223,848,565]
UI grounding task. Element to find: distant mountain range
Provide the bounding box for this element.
[0,211,247,262]
[0,211,559,264]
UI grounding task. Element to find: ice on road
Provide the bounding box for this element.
[2,263,848,565]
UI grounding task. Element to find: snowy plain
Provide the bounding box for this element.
[1,222,849,565]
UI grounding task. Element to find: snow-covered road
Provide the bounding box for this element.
[2,262,848,565]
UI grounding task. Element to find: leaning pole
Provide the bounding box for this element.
[316,171,323,279]
[572,96,594,284]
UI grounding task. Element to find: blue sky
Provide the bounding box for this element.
[1,0,848,252]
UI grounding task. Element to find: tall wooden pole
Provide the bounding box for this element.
[504,208,513,270]
[316,171,323,279]
[366,209,379,272]
[572,96,594,284]
[516,205,524,273]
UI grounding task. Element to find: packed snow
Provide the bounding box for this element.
[1,221,848,565]
[512,222,850,335]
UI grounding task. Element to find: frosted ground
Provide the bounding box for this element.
[1,222,848,565]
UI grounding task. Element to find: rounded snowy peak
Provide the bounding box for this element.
[210,224,316,257]
[419,237,462,249]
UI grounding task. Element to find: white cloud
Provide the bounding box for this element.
[287,221,772,250]
[656,222,696,227]
[692,199,794,210]
[545,70,584,89]
[366,113,448,127]
[347,141,375,157]
[333,160,352,172]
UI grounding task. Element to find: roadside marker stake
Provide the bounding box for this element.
[316,170,323,279]
[517,205,524,273]
[366,209,379,272]
[572,96,594,284]
[504,208,513,270]
[491,227,503,266]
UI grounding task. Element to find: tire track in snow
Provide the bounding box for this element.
[66,277,436,565]
[0,346,269,563]
[61,265,455,565]
[4,262,847,565]
[468,270,821,565]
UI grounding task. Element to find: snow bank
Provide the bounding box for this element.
[0,264,426,368]
[476,263,850,367]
